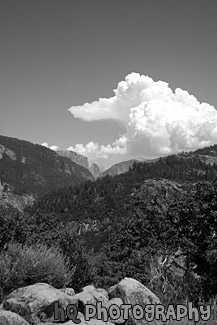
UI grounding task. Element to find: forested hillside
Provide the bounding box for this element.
[0,135,93,210]
[2,144,217,307]
[31,150,217,222]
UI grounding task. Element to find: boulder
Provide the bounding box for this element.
[60,287,75,297]
[108,278,160,305]
[83,285,95,292]
[108,298,124,324]
[3,283,77,324]
[108,278,161,325]
[73,291,96,314]
[37,311,84,324]
[82,286,108,306]
[0,310,29,325]
[73,313,114,325]
[64,319,113,325]
[79,319,113,325]
[96,289,109,300]
[37,313,114,325]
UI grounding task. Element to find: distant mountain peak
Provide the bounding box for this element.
[57,149,101,179]
[57,149,89,169]
[100,158,159,177]
[89,162,101,178]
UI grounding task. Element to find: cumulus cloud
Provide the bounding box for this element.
[41,142,59,151]
[68,72,217,159]
[67,136,127,160]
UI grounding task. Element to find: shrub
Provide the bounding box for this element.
[0,241,73,300]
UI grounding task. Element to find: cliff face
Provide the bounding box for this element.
[0,144,16,160]
[100,159,137,177]
[89,162,101,179]
[0,180,34,211]
[57,150,89,169]
[57,150,101,179]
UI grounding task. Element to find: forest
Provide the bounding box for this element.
[1,145,217,310]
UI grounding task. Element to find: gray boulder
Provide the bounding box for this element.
[108,278,161,325]
[72,291,96,314]
[60,287,75,297]
[0,310,29,325]
[3,283,77,324]
[108,298,124,324]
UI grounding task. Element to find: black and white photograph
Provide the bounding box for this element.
[0,1,217,324]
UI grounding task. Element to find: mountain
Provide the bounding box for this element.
[30,143,217,252]
[57,150,101,179]
[2,141,217,304]
[57,150,89,169]
[100,145,217,178]
[0,135,93,210]
[89,162,101,178]
[5,142,217,303]
[100,158,159,177]
[100,159,137,177]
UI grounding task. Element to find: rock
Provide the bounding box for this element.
[108,297,123,306]
[108,278,160,305]
[57,150,89,169]
[74,312,114,325]
[37,311,84,324]
[89,163,100,179]
[82,286,108,306]
[63,318,113,325]
[3,283,77,324]
[108,278,161,325]
[73,290,123,324]
[108,298,124,324]
[60,287,75,297]
[0,145,16,161]
[0,310,29,325]
[83,285,96,292]
[83,286,108,300]
[100,159,137,178]
[96,289,109,300]
[37,312,114,325]
[79,319,113,325]
[73,291,96,314]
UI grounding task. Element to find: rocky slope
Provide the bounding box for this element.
[89,162,101,178]
[0,135,93,210]
[0,180,34,212]
[57,150,101,179]
[100,159,137,177]
[57,150,89,169]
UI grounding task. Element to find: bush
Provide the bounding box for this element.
[0,242,73,300]
[0,206,29,250]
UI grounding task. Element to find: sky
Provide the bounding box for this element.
[0,0,217,168]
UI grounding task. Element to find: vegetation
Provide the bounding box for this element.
[0,242,72,300]
[0,135,92,197]
[1,143,217,311]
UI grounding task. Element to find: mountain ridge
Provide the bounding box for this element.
[100,158,159,177]
[57,150,101,179]
[0,135,93,210]
[29,143,217,251]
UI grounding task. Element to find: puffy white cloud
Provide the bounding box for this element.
[67,136,127,160]
[41,142,59,151]
[68,72,217,159]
